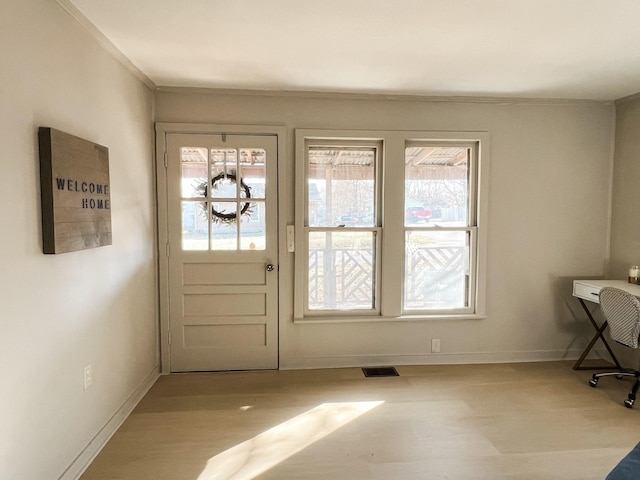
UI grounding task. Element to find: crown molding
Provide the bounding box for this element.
[156,85,613,107]
[53,0,156,90]
[615,91,640,105]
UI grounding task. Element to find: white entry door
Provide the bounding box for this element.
[164,132,278,372]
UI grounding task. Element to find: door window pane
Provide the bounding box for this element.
[181,148,207,198]
[182,201,208,251]
[404,230,469,310]
[211,202,238,250]
[210,149,238,199]
[308,231,376,310]
[240,200,266,250]
[241,148,266,200]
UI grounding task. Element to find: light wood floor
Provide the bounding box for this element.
[80,362,640,480]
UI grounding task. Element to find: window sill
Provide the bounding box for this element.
[293,313,487,324]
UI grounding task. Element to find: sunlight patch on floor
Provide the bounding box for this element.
[196,401,384,480]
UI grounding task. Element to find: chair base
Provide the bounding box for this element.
[589,370,640,408]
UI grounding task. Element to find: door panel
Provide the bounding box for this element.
[183,293,266,316]
[165,132,278,372]
[183,324,266,348]
[183,263,266,285]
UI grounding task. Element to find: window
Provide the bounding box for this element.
[404,143,476,313]
[303,141,381,314]
[295,130,488,321]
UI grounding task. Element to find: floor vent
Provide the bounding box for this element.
[362,367,399,377]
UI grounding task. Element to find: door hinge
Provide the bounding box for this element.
[168,331,172,345]
[166,242,170,257]
[163,150,168,168]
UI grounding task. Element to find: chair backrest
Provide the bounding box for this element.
[599,287,640,349]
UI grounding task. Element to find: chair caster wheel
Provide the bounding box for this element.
[616,374,624,380]
[624,399,635,408]
[589,378,598,387]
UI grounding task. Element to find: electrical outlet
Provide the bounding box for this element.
[431,338,441,353]
[83,363,93,390]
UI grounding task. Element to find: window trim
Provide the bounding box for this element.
[294,129,489,323]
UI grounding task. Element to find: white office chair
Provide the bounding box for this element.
[588,287,640,408]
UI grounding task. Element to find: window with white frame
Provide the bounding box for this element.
[301,140,381,314]
[294,130,488,321]
[404,142,477,313]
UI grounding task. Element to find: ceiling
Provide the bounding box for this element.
[65,0,640,101]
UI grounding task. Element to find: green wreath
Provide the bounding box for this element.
[195,171,253,225]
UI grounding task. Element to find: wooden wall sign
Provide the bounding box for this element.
[38,127,112,254]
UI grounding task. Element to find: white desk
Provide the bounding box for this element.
[572,279,640,370]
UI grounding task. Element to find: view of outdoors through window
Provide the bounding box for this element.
[180,147,266,251]
[298,132,482,318]
[306,146,378,311]
[404,145,472,310]
[304,142,475,313]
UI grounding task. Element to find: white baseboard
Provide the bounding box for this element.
[58,365,160,480]
[279,348,610,370]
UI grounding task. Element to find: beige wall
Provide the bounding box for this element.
[1,1,157,479]
[610,96,640,277]
[609,95,640,367]
[156,91,615,369]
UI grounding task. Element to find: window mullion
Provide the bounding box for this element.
[380,134,405,317]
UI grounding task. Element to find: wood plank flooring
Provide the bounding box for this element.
[79,362,640,480]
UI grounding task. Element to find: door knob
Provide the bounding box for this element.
[266,263,275,272]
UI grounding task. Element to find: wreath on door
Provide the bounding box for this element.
[195,171,253,225]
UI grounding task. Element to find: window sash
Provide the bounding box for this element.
[402,141,479,314]
[301,137,382,316]
[303,226,382,316]
[402,226,478,315]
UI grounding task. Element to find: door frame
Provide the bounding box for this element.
[155,123,287,374]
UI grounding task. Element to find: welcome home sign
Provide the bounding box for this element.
[38,127,112,254]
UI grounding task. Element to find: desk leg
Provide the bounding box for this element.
[573,298,622,370]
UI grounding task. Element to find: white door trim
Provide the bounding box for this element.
[155,122,287,374]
